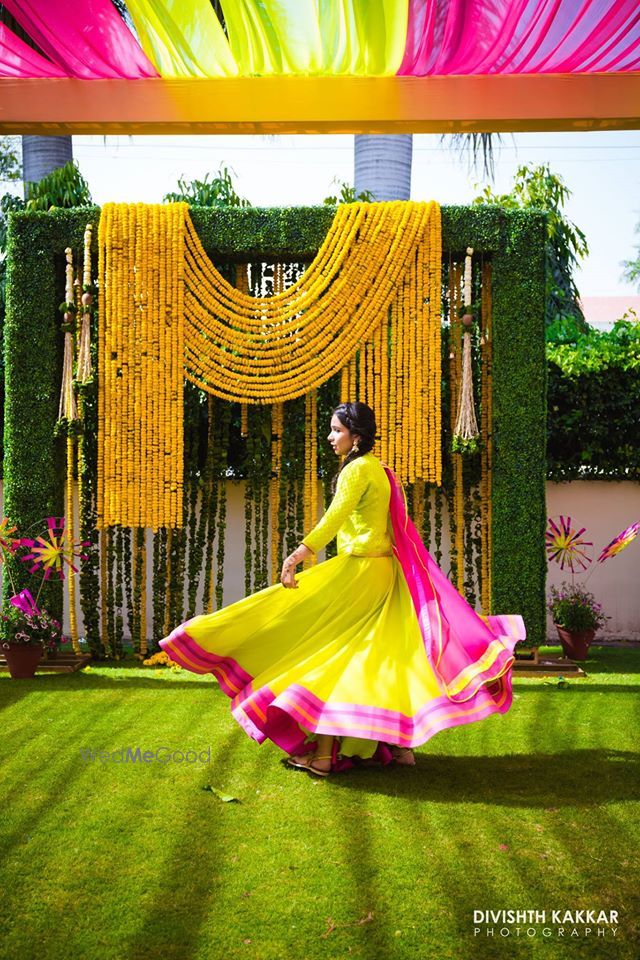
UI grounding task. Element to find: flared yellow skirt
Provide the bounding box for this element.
[160,551,514,762]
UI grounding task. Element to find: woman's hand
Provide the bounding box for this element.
[280,544,314,589]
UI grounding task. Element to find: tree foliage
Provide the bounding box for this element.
[0,137,21,182]
[24,160,93,210]
[621,219,640,290]
[473,163,589,340]
[446,133,501,182]
[546,315,640,480]
[323,178,374,205]
[163,166,251,207]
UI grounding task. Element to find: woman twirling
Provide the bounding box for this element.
[160,401,525,777]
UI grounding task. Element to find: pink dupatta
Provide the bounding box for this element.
[383,464,525,704]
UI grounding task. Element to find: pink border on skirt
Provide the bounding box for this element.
[161,630,513,753]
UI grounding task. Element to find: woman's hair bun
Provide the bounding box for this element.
[332,402,376,454]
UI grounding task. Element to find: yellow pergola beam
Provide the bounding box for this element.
[1,74,639,134]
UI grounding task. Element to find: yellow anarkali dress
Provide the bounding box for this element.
[161,452,524,771]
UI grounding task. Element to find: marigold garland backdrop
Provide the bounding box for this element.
[1,203,546,659]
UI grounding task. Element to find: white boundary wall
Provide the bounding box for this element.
[1,480,638,643]
[546,481,640,640]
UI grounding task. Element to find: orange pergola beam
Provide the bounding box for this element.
[0,73,639,134]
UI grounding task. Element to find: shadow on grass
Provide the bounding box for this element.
[0,707,125,858]
[326,748,640,807]
[122,724,275,960]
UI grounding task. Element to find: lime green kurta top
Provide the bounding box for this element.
[301,452,395,557]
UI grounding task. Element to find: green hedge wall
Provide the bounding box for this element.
[547,320,640,480]
[3,204,547,643]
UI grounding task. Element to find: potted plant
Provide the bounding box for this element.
[0,597,63,678]
[0,515,87,678]
[547,582,608,661]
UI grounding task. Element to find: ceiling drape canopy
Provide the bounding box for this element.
[1,0,638,79]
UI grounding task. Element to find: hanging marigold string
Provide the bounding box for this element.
[54,249,82,654]
[97,203,185,530]
[97,200,442,530]
[303,389,318,570]
[236,263,250,438]
[182,202,439,408]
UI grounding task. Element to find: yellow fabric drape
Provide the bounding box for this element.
[126,0,408,77]
[126,0,238,77]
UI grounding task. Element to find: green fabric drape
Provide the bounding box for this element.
[127,0,408,77]
[126,0,238,77]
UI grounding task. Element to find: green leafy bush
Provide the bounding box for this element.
[24,160,92,211]
[547,316,640,480]
[164,166,251,208]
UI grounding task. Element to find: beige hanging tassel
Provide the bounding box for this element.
[58,247,78,422]
[76,223,93,383]
[453,247,480,451]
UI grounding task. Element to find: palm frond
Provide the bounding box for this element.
[444,133,503,182]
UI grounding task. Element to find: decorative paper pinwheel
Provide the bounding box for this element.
[9,588,41,617]
[0,516,22,561]
[545,515,594,573]
[18,516,90,582]
[597,521,640,564]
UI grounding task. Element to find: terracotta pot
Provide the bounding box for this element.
[554,624,595,661]
[3,642,43,678]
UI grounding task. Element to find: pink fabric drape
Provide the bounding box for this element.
[0,23,66,78]
[399,0,640,75]
[384,465,525,703]
[2,0,158,79]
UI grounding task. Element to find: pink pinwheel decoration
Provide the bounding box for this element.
[18,516,90,582]
[545,515,593,573]
[597,521,640,563]
[9,588,41,617]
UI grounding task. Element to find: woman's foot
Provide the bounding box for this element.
[287,753,333,776]
[288,750,314,765]
[391,746,416,766]
[288,734,335,775]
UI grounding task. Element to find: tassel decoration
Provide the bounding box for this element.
[453,247,480,454]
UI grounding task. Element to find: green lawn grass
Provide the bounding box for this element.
[1,645,638,960]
